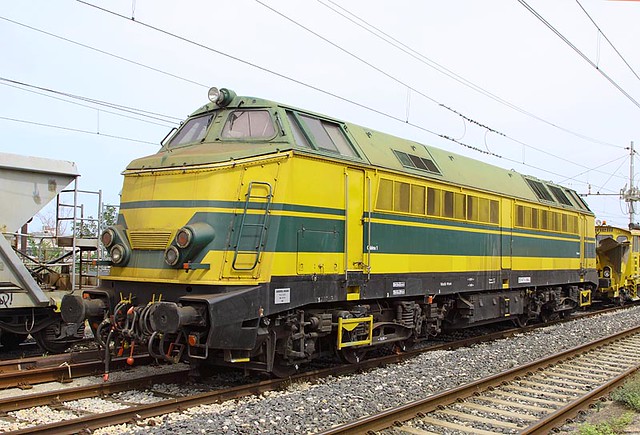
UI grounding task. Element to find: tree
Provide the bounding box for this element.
[73,205,118,238]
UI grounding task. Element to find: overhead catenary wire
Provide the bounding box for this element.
[0,77,181,123]
[558,154,628,185]
[317,0,622,150]
[1,79,178,128]
[69,1,498,157]
[575,0,640,83]
[3,2,624,187]
[592,156,629,194]
[71,0,629,185]
[0,16,210,90]
[0,115,159,145]
[253,0,626,181]
[518,0,640,111]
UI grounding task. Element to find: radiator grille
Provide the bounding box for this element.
[128,230,172,250]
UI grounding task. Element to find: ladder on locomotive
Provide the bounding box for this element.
[232,181,273,271]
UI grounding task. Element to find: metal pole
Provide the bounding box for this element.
[98,190,103,266]
[71,178,78,291]
[631,141,635,227]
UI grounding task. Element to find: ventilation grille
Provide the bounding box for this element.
[128,230,172,250]
[393,150,441,175]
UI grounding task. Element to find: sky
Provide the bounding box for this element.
[2,0,640,230]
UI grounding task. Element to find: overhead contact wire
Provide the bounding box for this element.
[0,115,159,145]
[575,0,640,83]
[518,0,640,111]
[254,0,625,177]
[318,0,621,149]
[62,2,621,181]
[0,80,178,128]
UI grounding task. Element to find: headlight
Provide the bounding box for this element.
[101,228,115,248]
[207,87,236,107]
[110,244,126,264]
[175,227,193,249]
[164,246,180,266]
[208,87,222,104]
[603,267,611,278]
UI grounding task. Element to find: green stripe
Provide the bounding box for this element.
[367,222,580,258]
[120,200,344,216]
[120,209,586,270]
[371,211,581,241]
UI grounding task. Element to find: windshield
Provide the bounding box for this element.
[167,114,214,147]
[221,110,275,139]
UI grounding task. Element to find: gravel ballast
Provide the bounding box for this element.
[4,306,640,434]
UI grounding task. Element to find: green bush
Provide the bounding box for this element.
[611,374,640,411]
[579,412,633,435]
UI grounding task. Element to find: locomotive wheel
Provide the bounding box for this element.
[540,310,559,323]
[397,338,416,352]
[338,347,368,364]
[271,355,298,378]
[513,314,529,328]
[0,332,28,350]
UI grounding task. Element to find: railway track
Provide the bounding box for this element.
[0,350,158,389]
[0,305,633,434]
[318,324,640,435]
[0,304,624,390]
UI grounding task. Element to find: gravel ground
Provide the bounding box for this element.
[3,306,640,434]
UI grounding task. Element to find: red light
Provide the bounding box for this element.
[101,229,114,248]
[188,334,197,346]
[176,228,192,248]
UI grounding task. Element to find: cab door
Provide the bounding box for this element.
[500,198,512,289]
[345,168,366,275]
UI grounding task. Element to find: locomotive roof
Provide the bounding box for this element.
[127,92,592,214]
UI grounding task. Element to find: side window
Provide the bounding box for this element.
[291,113,357,157]
[286,112,312,148]
[221,110,275,139]
[168,114,214,147]
[427,188,441,216]
[376,179,393,211]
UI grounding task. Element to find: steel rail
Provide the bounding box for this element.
[521,364,640,434]
[316,324,640,435]
[0,353,155,389]
[0,304,633,434]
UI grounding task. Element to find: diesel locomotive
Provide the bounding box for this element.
[61,87,597,375]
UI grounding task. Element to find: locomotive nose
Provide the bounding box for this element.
[149,302,203,334]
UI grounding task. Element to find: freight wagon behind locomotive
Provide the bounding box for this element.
[62,88,597,375]
[595,223,640,304]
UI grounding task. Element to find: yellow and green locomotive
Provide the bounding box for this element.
[62,88,597,374]
[595,223,640,304]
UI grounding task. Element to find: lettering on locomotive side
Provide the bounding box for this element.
[0,292,14,308]
[274,288,291,304]
[518,276,532,284]
[392,281,406,295]
[440,282,452,287]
